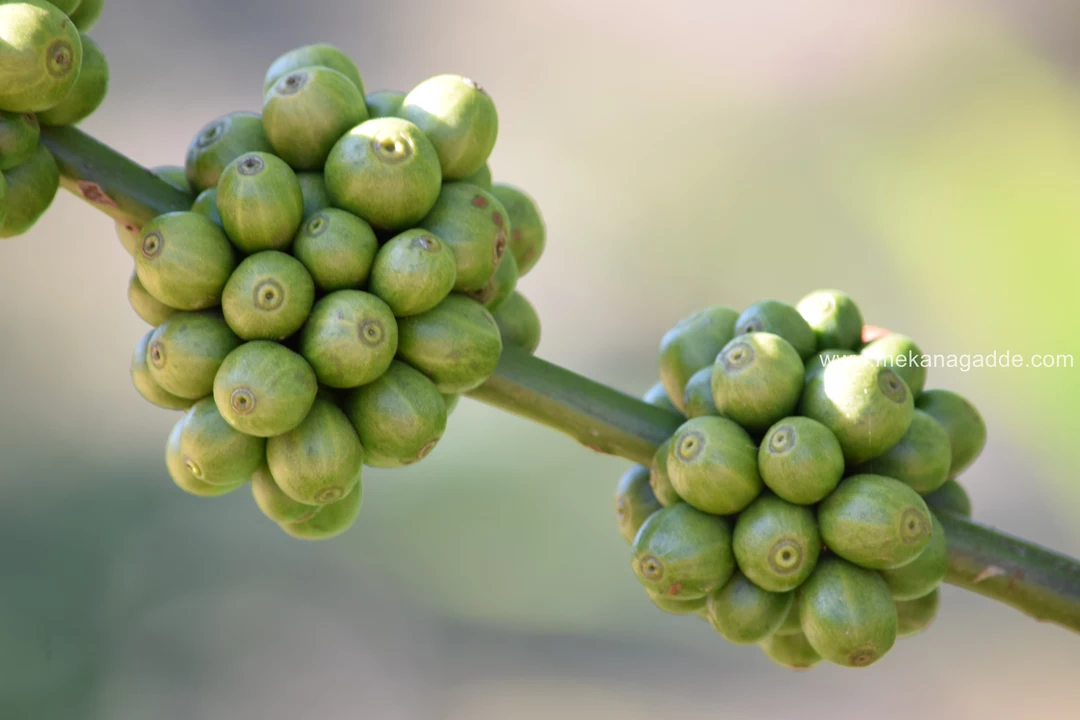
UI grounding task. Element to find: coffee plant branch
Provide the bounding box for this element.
[40,124,1080,634]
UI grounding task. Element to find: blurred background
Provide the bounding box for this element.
[2,0,1080,717]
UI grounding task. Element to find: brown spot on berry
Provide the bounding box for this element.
[471,195,488,209]
[667,584,682,596]
[512,229,523,241]
[491,212,504,228]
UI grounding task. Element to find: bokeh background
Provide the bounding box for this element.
[2,0,1080,717]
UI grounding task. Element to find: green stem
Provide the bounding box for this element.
[39,125,1080,634]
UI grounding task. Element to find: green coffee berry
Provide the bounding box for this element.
[185,111,274,191]
[115,221,140,256]
[281,481,362,541]
[706,571,793,645]
[146,311,240,400]
[179,398,266,487]
[0,110,40,170]
[799,555,897,668]
[735,300,816,359]
[217,152,304,253]
[300,290,398,388]
[343,361,447,467]
[250,464,320,525]
[292,209,378,292]
[213,341,318,438]
[799,355,914,464]
[733,493,820,592]
[134,211,236,310]
[0,143,58,238]
[493,291,542,355]
[442,393,460,415]
[419,183,511,292]
[879,512,947,601]
[861,334,927,398]
[264,43,364,95]
[775,594,803,636]
[896,588,940,638]
[296,172,331,219]
[46,0,80,13]
[631,503,735,601]
[759,631,821,670]
[165,416,246,498]
[0,173,10,232]
[803,348,856,385]
[150,165,192,196]
[37,33,108,126]
[649,438,681,507]
[191,188,222,226]
[682,367,718,418]
[128,270,177,327]
[490,183,545,276]
[818,474,933,570]
[643,382,680,414]
[396,294,502,393]
[367,228,456,315]
[222,251,314,340]
[401,74,498,179]
[797,289,863,351]
[916,389,986,478]
[365,90,405,119]
[667,416,762,515]
[657,306,739,414]
[615,464,662,545]
[0,1,82,112]
[646,589,707,616]
[856,409,952,494]
[266,397,364,505]
[68,0,105,32]
[461,162,492,191]
[711,332,804,433]
[758,417,844,505]
[263,66,369,170]
[130,330,195,411]
[325,117,442,231]
[469,252,517,312]
[924,479,972,517]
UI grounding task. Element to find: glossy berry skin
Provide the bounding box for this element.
[666,416,762,516]
[733,493,821,592]
[264,43,365,95]
[631,503,735,601]
[861,334,927,398]
[325,117,442,232]
[263,65,369,171]
[759,631,821,670]
[221,251,315,340]
[916,389,986,478]
[185,112,274,192]
[924,479,972,518]
[469,252,518,312]
[803,348,856,386]
[0,110,40,171]
[400,74,498,180]
[797,289,863,351]
[615,464,662,545]
[646,589,707,616]
[37,33,108,126]
[856,409,952,494]
[342,361,447,468]
[642,382,680,414]
[146,312,241,400]
[191,188,222,226]
[0,142,58,238]
[490,183,545,276]
[818,474,933,570]
[799,555,898,668]
[682,366,718,418]
[213,341,318,438]
[178,398,266,487]
[292,209,378,292]
[69,0,106,32]
[878,512,948,601]
[296,172,331,219]
[266,397,364,506]
[250,465,320,525]
[128,270,178,327]
[300,290,398,388]
[130,329,195,412]
[658,305,738,414]
[711,332,804,434]
[0,1,82,112]
[461,162,492,191]
[368,228,456,316]
[217,152,305,253]
[735,300,816,360]
[134,211,236,310]
[281,482,362,541]
[165,416,247,498]
[758,417,844,505]
[896,588,940,637]
[419,183,511,293]
[493,290,541,355]
[395,294,502,394]
[648,438,681,507]
[365,90,405,119]
[706,571,793,645]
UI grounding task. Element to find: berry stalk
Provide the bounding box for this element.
[39,124,1080,634]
